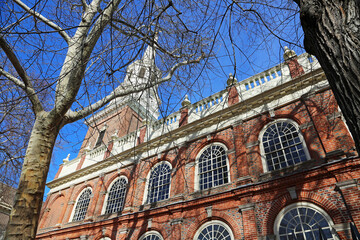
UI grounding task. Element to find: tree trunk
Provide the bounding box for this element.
[296,0,360,152]
[5,112,61,239]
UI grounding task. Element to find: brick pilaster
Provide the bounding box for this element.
[239,203,258,240]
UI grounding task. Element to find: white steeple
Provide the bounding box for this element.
[120,40,161,120]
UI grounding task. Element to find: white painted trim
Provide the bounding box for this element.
[194,142,231,191]
[101,176,128,215]
[193,220,235,240]
[142,161,172,205]
[274,202,338,240]
[69,187,93,222]
[138,230,164,240]
[259,118,310,172]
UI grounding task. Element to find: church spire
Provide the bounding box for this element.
[141,34,158,66]
[116,35,162,120]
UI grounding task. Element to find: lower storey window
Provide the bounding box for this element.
[276,203,336,240]
[194,220,234,240]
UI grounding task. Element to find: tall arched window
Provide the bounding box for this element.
[194,220,234,240]
[104,177,128,214]
[71,188,92,222]
[261,119,309,171]
[139,231,164,240]
[146,162,171,203]
[196,144,230,190]
[274,202,337,240]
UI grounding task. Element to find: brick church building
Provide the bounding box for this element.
[36,46,360,240]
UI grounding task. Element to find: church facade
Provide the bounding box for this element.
[36,47,360,240]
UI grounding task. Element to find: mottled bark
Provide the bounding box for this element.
[296,0,360,152]
[5,112,62,239]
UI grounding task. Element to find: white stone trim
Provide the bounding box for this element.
[194,142,231,192]
[259,118,310,172]
[274,202,338,240]
[238,203,255,212]
[193,220,235,240]
[101,175,128,215]
[138,230,164,240]
[335,179,357,189]
[69,187,93,222]
[142,161,172,205]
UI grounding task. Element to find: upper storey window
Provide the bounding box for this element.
[72,188,92,222]
[261,119,309,171]
[146,162,171,203]
[104,177,128,214]
[95,129,105,148]
[138,67,146,78]
[197,144,230,191]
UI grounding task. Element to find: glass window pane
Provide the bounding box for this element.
[72,189,92,222]
[199,145,229,190]
[277,206,334,240]
[263,121,308,171]
[147,163,171,203]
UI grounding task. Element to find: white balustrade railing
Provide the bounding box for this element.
[152,111,180,130]
[89,145,107,159]
[239,65,284,93]
[192,90,226,113]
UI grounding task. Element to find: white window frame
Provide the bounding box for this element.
[274,202,338,240]
[194,143,231,191]
[69,187,92,222]
[259,119,310,172]
[193,220,235,240]
[138,230,164,240]
[101,176,128,215]
[143,161,172,204]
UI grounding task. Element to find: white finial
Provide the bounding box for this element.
[181,95,191,107]
[227,73,237,86]
[84,143,92,152]
[283,46,297,60]
[63,154,70,163]
[111,130,118,140]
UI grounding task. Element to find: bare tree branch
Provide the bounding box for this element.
[12,0,71,43]
[2,14,31,33]
[0,68,25,89]
[0,36,43,114]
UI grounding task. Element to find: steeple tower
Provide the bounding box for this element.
[122,41,161,120]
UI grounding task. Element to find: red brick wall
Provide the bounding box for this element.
[78,106,143,158]
[37,89,359,240]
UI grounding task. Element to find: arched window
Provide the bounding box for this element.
[139,230,164,240]
[196,144,230,191]
[274,202,337,240]
[261,119,309,171]
[71,188,92,222]
[104,177,128,214]
[194,220,234,240]
[146,162,171,203]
